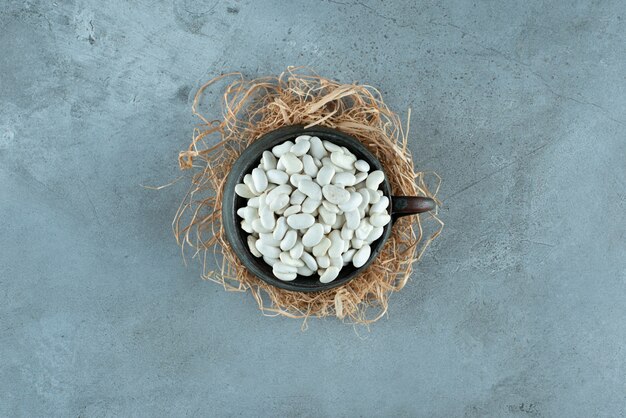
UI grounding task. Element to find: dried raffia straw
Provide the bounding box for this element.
[174,67,443,327]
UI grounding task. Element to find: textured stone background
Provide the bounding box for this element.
[1,0,625,416]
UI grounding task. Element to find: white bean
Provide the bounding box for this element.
[366,170,385,190]
[286,213,315,229]
[330,256,343,268]
[259,233,281,247]
[316,165,335,186]
[248,196,260,208]
[301,252,318,271]
[273,261,297,274]
[269,193,289,212]
[368,188,381,204]
[272,141,294,158]
[235,184,255,198]
[244,207,259,224]
[259,206,275,229]
[263,256,279,266]
[322,157,344,173]
[322,184,350,204]
[289,241,304,259]
[352,245,371,268]
[297,265,315,276]
[351,238,364,249]
[344,209,360,230]
[331,151,355,170]
[241,220,254,233]
[279,152,303,174]
[237,206,256,222]
[273,217,288,240]
[251,218,272,233]
[280,252,304,267]
[370,196,389,214]
[251,168,268,192]
[298,179,322,201]
[256,240,280,258]
[340,146,356,159]
[322,201,339,213]
[357,189,370,210]
[243,174,258,195]
[267,184,292,201]
[323,140,342,152]
[318,206,336,226]
[327,230,344,258]
[295,135,311,143]
[366,226,384,243]
[261,151,277,170]
[289,173,311,188]
[266,169,289,185]
[342,249,356,263]
[312,237,331,257]
[338,191,363,212]
[274,269,297,282]
[341,224,354,240]
[370,213,391,227]
[323,224,332,234]
[355,160,370,172]
[280,230,298,251]
[290,189,306,205]
[301,197,321,214]
[302,223,324,247]
[319,266,340,283]
[302,154,319,177]
[333,172,356,186]
[283,205,301,217]
[247,236,262,257]
[355,219,374,240]
[332,212,345,229]
[317,255,330,269]
[290,139,310,156]
[354,171,367,185]
[309,137,326,159]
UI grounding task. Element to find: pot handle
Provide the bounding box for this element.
[391,196,436,219]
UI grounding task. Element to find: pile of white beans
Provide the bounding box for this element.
[235,135,391,283]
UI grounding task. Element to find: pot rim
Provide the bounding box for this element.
[221,125,394,293]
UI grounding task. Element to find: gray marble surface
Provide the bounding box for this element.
[1,0,625,416]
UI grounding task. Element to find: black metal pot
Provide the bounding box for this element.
[222,125,435,292]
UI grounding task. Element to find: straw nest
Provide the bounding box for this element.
[174,67,443,326]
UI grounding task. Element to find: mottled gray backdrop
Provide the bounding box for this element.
[1,0,625,416]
